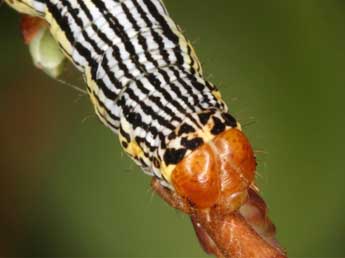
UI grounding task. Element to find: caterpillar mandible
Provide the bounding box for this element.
[4,1,287,257]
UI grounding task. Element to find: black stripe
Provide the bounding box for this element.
[158,68,195,112]
[135,0,207,112]
[163,148,186,165]
[120,97,164,140]
[132,0,171,65]
[170,67,202,109]
[119,124,131,142]
[121,86,175,130]
[61,0,103,56]
[124,0,194,117]
[91,0,146,73]
[48,1,118,100]
[135,80,182,122]
[142,0,186,67]
[142,0,178,45]
[76,0,124,94]
[92,92,119,130]
[145,73,188,115]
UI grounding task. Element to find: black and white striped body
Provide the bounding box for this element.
[6,0,240,187]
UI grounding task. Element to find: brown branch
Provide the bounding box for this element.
[151,178,287,258]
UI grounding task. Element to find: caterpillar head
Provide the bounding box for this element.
[158,110,256,214]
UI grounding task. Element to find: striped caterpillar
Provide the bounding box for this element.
[5,1,286,257]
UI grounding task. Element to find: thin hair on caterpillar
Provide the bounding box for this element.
[72,94,86,105]
[80,113,98,124]
[205,73,215,82]
[254,148,268,155]
[54,78,87,95]
[58,74,87,95]
[253,150,269,174]
[191,37,201,46]
[122,166,137,175]
[253,169,263,181]
[251,152,269,182]
[146,184,156,205]
[119,149,137,172]
[47,65,88,98]
[229,96,239,102]
[60,60,88,90]
[241,119,257,128]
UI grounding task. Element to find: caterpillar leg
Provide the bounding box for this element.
[21,15,66,78]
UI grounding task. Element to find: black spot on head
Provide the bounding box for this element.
[181,137,204,151]
[211,117,226,135]
[178,123,195,136]
[163,148,187,165]
[222,113,237,127]
[198,112,212,125]
[127,112,142,129]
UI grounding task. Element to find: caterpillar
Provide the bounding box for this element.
[4,1,286,257]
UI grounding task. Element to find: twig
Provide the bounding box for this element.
[151,178,287,258]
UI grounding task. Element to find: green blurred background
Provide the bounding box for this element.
[1,0,345,257]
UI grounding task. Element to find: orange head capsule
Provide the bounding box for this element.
[171,143,221,209]
[171,128,256,213]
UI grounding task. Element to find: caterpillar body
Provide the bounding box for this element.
[6,0,256,226]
